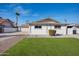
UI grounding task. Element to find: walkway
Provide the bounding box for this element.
[26,34,79,39]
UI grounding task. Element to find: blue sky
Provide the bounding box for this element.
[0,3,79,25]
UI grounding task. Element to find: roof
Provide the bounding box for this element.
[37,18,59,23]
[0,17,16,27]
[67,23,79,28]
[0,20,5,24]
[6,19,15,27]
[29,18,60,26]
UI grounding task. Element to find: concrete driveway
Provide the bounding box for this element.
[0,36,15,41]
[0,32,27,37]
[0,32,27,42]
[0,32,26,54]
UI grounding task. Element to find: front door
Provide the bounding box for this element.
[73,30,76,34]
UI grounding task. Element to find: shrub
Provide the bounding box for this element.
[49,30,56,36]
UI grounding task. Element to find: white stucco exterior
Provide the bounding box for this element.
[21,18,79,35]
[4,28,17,32]
[76,28,79,34]
[55,26,67,35]
[21,28,29,33]
[28,26,66,35]
[25,25,79,35]
[29,26,48,35]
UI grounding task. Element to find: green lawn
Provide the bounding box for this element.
[4,38,79,56]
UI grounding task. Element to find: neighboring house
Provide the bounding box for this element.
[0,17,17,33]
[21,24,29,32]
[24,18,79,35]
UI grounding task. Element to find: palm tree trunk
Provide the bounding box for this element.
[16,15,19,31]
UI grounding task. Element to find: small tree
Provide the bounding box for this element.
[49,30,56,36]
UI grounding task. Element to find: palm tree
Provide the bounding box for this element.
[16,12,20,31]
[16,12,20,27]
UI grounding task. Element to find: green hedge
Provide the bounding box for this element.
[49,30,56,36]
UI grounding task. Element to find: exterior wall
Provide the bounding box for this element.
[67,27,79,35]
[29,26,67,35]
[28,25,79,35]
[29,26,48,35]
[21,28,29,33]
[4,28,17,32]
[56,26,66,35]
[67,28,73,34]
[76,28,79,34]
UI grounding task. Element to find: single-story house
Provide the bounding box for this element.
[23,18,79,35]
[0,17,17,33]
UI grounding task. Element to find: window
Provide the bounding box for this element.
[35,26,42,29]
[54,26,61,29]
[67,26,73,28]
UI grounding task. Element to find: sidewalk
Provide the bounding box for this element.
[0,33,26,54]
[26,34,79,39]
[0,32,27,37]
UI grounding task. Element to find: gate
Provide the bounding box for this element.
[0,27,3,33]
